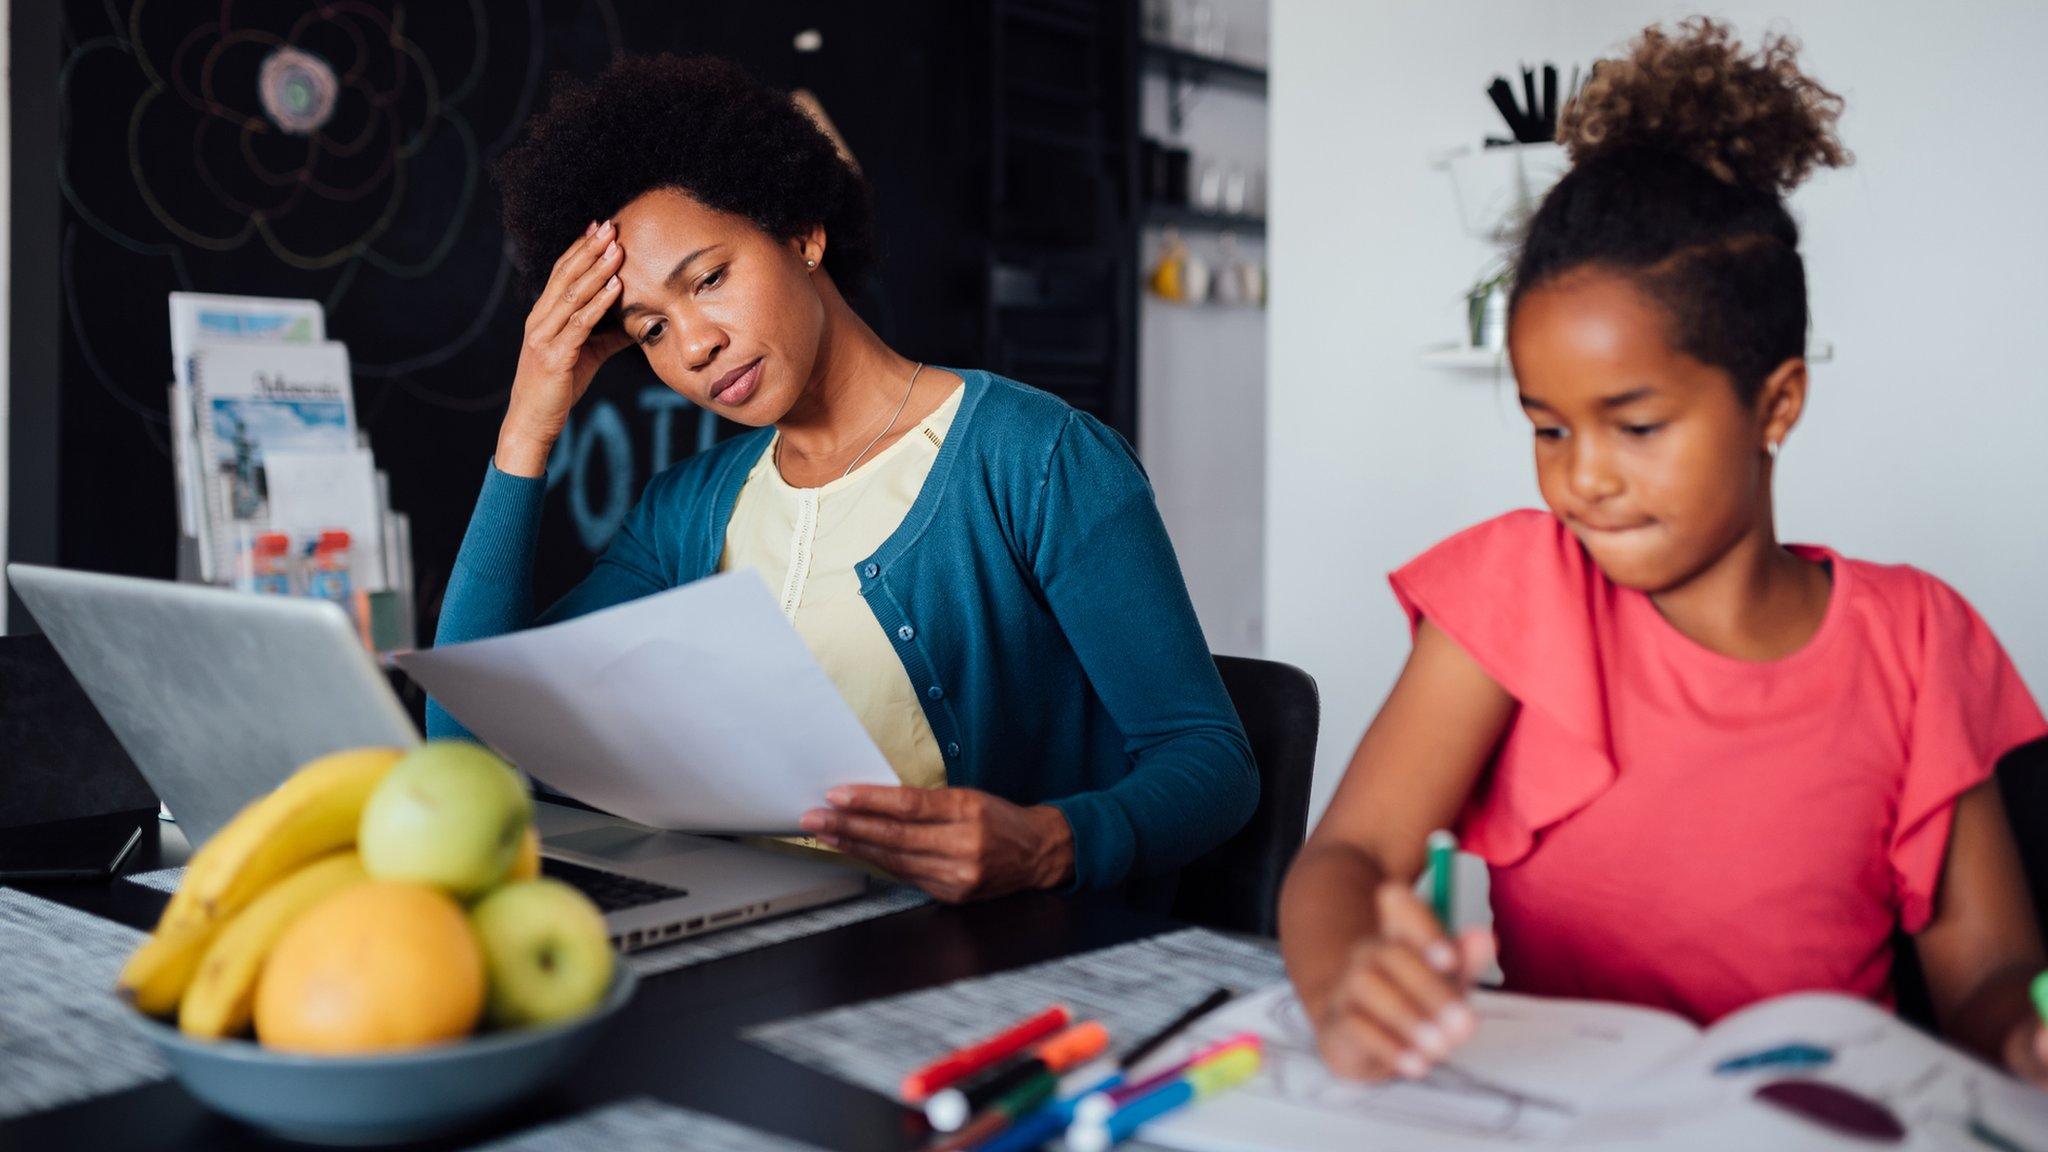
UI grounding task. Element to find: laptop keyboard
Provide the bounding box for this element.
[540,856,689,913]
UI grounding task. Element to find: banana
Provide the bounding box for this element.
[165,747,403,933]
[178,851,367,1038]
[118,919,215,1017]
[506,825,542,883]
[155,792,275,933]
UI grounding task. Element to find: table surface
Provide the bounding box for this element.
[0,820,1198,1151]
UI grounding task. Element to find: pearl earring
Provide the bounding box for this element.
[1766,441,1781,461]
[806,257,817,269]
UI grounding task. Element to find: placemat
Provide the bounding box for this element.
[123,864,183,894]
[0,886,169,1121]
[744,927,1285,1100]
[466,1098,827,1151]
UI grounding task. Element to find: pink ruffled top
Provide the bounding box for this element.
[1391,510,2045,1023]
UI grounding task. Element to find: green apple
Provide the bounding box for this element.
[358,741,532,899]
[469,879,615,1028]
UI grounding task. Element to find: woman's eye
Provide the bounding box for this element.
[1533,426,1567,442]
[639,321,665,346]
[1620,422,1664,438]
[700,267,725,291]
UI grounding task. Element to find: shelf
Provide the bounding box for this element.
[1141,42,1269,93]
[1420,339,1835,373]
[1144,205,1266,236]
[1419,344,1510,371]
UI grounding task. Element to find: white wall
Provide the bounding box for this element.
[1270,0,2048,815]
[1140,0,1271,658]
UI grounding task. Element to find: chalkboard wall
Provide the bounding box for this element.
[20,0,992,637]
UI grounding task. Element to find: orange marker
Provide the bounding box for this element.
[927,1021,1111,1131]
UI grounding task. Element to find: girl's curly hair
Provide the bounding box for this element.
[494,54,878,300]
[1513,19,1853,399]
[1559,17,1848,193]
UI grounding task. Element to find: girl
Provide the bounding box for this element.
[1280,19,2048,1088]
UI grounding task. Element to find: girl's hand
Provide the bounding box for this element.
[1312,881,1495,1082]
[497,220,636,477]
[799,785,1075,903]
[2004,1017,2048,1089]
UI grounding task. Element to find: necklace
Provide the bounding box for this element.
[777,361,925,482]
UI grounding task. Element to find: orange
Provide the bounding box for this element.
[253,881,485,1054]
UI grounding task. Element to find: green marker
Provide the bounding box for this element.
[1427,829,1457,931]
[2031,970,2048,1024]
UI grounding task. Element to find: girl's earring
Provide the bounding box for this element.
[1766,440,1782,461]
[806,257,817,269]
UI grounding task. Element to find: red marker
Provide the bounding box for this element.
[900,1006,1072,1103]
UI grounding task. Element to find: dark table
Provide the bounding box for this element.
[0,820,1191,1151]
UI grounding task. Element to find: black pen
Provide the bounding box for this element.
[1488,77,1526,140]
[1119,986,1235,1072]
[1520,64,1540,141]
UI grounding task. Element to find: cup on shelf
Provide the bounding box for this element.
[1221,166,1249,216]
[1195,161,1224,213]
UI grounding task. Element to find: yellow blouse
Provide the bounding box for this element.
[720,385,964,789]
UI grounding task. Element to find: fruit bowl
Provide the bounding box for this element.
[126,965,638,1146]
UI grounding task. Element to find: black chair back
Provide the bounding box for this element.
[2003,735,2048,933]
[1892,734,2048,1029]
[1170,655,1320,936]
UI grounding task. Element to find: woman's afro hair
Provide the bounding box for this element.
[494,53,878,297]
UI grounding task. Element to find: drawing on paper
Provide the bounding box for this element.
[1244,989,1579,1141]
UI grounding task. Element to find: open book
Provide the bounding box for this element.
[1142,983,2048,1151]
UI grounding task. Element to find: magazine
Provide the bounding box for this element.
[188,341,358,585]
[167,293,327,578]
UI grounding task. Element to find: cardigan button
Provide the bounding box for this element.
[862,563,880,578]
[946,742,961,758]
[897,625,915,642]
[926,685,943,700]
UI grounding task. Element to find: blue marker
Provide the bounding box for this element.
[1065,1048,1261,1152]
[969,1072,1122,1152]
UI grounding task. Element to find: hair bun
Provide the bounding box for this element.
[1559,17,1850,194]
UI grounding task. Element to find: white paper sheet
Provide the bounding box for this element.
[262,449,387,592]
[394,571,899,832]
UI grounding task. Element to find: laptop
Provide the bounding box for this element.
[7,563,868,951]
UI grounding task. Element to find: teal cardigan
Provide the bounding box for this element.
[426,370,1259,891]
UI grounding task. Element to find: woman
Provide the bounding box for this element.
[427,54,1258,904]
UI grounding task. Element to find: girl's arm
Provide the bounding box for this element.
[1911,780,2048,1085]
[1279,619,1515,1080]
